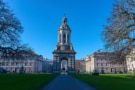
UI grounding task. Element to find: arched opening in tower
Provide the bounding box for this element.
[63,34,66,43]
[61,60,68,73]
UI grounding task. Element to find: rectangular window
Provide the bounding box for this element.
[11,62,14,65]
[25,62,27,66]
[30,62,33,66]
[2,62,5,66]
[16,62,18,66]
[101,63,103,66]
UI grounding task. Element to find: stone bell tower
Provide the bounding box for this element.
[53,17,76,73]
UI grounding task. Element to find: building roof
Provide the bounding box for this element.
[59,16,71,31]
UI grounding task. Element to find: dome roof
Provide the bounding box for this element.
[59,17,71,31]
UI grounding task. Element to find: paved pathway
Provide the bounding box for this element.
[42,74,95,90]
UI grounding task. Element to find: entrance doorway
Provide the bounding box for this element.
[61,60,67,74]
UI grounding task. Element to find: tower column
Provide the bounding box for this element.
[61,33,63,44]
[69,34,71,43]
[60,34,61,43]
[58,33,60,43]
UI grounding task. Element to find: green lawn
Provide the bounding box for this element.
[72,74,135,90]
[0,74,57,90]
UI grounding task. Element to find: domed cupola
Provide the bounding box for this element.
[57,17,72,45]
[59,17,71,31]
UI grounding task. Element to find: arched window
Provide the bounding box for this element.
[63,34,66,43]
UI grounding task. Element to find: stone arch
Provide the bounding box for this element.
[60,58,68,72]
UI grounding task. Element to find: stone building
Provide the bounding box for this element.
[85,51,127,73]
[0,47,43,73]
[42,59,53,73]
[75,60,86,73]
[126,49,135,73]
[53,17,76,73]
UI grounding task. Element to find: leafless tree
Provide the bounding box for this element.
[102,0,135,61]
[0,44,36,61]
[0,1,42,62]
[0,0,23,48]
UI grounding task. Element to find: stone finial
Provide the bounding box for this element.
[62,16,67,23]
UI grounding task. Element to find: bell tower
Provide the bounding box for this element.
[53,17,76,73]
[58,17,70,45]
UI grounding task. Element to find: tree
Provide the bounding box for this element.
[0,0,23,48]
[0,44,36,61]
[102,0,135,61]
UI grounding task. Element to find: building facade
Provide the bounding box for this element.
[53,17,76,73]
[126,49,135,73]
[85,51,127,73]
[42,59,53,73]
[75,60,86,73]
[0,48,43,73]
